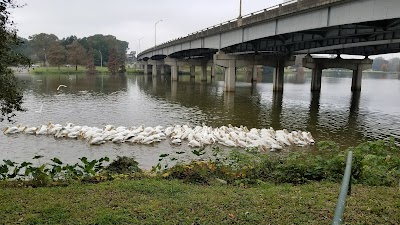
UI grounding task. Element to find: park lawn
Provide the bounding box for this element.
[0,179,398,224]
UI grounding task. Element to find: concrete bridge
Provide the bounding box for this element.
[137,0,400,92]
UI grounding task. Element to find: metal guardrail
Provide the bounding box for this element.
[332,151,353,225]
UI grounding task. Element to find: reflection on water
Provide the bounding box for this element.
[1,71,399,168]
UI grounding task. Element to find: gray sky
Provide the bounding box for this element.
[11,0,399,59]
[12,0,283,53]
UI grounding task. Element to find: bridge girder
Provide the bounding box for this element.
[222,18,400,56]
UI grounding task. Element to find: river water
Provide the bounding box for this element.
[1,70,399,168]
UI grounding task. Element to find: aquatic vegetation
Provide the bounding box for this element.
[0,156,110,187]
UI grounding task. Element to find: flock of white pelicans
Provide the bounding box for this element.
[3,123,315,151]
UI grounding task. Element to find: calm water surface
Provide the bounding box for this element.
[1,70,399,168]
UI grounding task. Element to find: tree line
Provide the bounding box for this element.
[14,33,129,74]
[372,57,400,72]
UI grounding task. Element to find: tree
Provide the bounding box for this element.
[48,42,66,70]
[86,49,96,75]
[28,33,59,66]
[61,35,77,47]
[108,47,118,75]
[372,57,388,71]
[388,57,400,72]
[67,40,86,71]
[80,34,129,66]
[0,0,30,122]
[12,37,32,58]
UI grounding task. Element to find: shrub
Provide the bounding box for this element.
[163,139,400,187]
[105,156,141,174]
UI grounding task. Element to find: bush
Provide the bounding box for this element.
[163,140,400,187]
[105,156,141,174]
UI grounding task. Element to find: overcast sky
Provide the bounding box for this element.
[11,0,399,59]
[12,0,283,53]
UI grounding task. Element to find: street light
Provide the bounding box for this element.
[98,50,103,67]
[43,48,48,67]
[138,37,144,53]
[155,19,163,48]
[239,0,242,18]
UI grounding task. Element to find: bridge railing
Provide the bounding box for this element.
[140,0,306,56]
[332,151,353,225]
[186,0,298,36]
[143,0,298,54]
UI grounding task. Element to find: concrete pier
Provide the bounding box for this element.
[143,62,149,75]
[152,65,157,77]
[224,61,236,92]
[273,62,285,92]
[252,65,258,82]
[190,66,196,77]
[311,67,322,92]
[215,51,294,92]
[160,65,165,75]
[351,65,363,92]
[303,55,372,92]
[201,64,207,82]
[171,65,178,81]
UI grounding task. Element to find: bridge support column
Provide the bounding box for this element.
[152,65,158,77]
[211,64,216,77]
[252,65,258,82]
[201,64,207,82]
[190,66,195,77]
[171,65,178,81]
[160,65,165,75]
[311,67,322,92]
[303,55,372,93]
[224,61,236,92]
[142,61,149,75]
[273,61,285,92]
[351,65,363,92]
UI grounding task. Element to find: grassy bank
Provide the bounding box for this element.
[30,66,142,75]
[0,179,398,224]
[0,140,399,224]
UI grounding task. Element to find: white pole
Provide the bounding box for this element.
[155,20,163,48]
[98,50,103,67]
[138,37,144,53]
[239,0,242,18]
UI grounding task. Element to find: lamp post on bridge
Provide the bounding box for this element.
[138,37,144,53]
[239,0,242,18]
[155,19,163,49]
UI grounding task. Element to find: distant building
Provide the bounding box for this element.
[127,51,137,62]
[126,51,138,69]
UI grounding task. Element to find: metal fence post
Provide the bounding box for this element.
[332,151,353,225]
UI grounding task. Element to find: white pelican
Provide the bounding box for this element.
[3,126,20,134]
[188,139,202,148]
[88,136,105,145]
[112,135,125,144]
[24,127,37,134]
[171,138,182,145]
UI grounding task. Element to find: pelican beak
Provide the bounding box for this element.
[3,127,8,133]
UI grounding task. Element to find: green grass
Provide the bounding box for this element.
[30,66,141,75]
[0,178,398,224]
